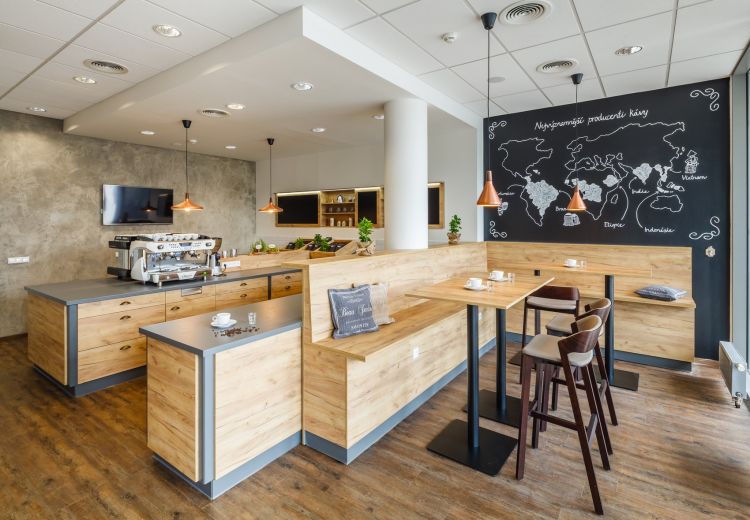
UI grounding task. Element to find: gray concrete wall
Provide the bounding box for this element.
[0,110,256,337]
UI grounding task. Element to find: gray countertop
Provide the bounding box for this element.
[24,266,300,305]
[139,294,302,356]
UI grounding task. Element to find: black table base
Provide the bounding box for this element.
[463,391,523,428]
[427,419,518,476]
[595,366,640,391]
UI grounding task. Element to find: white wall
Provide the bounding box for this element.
[255,123,478,248]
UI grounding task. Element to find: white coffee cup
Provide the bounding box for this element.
[467,277,482,288]
[564,258,578,267]
[491,270,504,280]
[213,312,231,325]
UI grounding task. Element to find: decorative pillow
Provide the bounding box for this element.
[352,283,395,326]
[328,285,379,339]
[635,285,687,301]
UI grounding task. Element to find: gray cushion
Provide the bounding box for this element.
[546,314,604,337]
[328,285,379,339]
[523,334,593,367]
[527,296,577,311]
[635,285,687,302]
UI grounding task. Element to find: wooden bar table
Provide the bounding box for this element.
[406,273,553,475]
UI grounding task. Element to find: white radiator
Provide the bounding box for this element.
[719,341,748,407]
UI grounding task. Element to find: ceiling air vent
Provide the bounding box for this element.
[198,108,230,118]
[500,1,551,25]
[536,59,578,74]
[83,59,128,74]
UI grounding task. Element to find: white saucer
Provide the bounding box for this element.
[563,264,579,268]
[464,284,487,291]
[211,319,237,329]
[488,275,509,282]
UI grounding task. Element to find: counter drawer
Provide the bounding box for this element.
[78,292,166,319]
[78,337,147,384]
[166,296,216,321]
[271,272,302,299]
[165,285,215,303]
[78,304,165,351]
[215,277,267,296]
[215,290,267,311]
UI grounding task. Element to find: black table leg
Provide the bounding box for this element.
[428,305,517,475]
[604,275,639,392]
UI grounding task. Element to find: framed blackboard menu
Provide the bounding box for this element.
[428,182,444,228]
[276,193,320,226]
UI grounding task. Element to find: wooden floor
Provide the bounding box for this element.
[1,334,748,520]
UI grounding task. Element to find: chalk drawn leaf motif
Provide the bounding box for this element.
[689,88,719,112]
[488,120,506,140]
[688,216,720,240]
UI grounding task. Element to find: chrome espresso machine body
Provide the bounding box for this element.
[108,233,216,286]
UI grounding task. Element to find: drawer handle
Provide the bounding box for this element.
[240,293,247,298]
[285,285,291,290]
[284,275,291,280]
[120,315,131,320]
[119,344,132,351]
[170,306,181,311]
[240,282,248,286]
[120,301,131,306]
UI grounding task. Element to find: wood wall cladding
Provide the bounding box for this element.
[26,293,67,384]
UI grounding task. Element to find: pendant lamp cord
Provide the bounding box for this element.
[269,141,273,201]
[486,26,490,171]
[184,125,189,194]
[574,80,579,188]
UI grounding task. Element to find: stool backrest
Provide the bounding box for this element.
[528,285,580,302]
[575,298,611,330]
[558,315,602,355]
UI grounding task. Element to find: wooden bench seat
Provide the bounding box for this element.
[313,300,464,361]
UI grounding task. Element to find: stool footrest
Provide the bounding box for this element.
[529,410,577,431]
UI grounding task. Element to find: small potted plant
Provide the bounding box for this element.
[312,233,330,251]
[356,217,375,256]
[252,238,268,254]
[448,214,461,245]
[293,237,306,250]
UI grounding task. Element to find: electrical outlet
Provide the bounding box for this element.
[222,260,241,268]
[7,256,30,265]
[412,346,420,360]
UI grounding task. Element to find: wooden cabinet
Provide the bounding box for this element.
[215,278,267,296]
[78,337,147,384]
[215,291,267,311]
[78,292,165,319]
[78,304,165,351]
[271,272,302,299]
[166,297,216,321]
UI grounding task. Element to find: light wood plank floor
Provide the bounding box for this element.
[1,334,748,519]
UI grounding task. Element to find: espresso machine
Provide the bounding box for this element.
[108,233,217,286]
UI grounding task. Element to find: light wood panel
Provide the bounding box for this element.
[303,344,349,447]
[270,272,303,299]
[77,293,165,319]
[215,290,267,311]
[165,296,216,321]
[221,250,309,272]
[77,337,146,384]
[147,338,199,482]
[165,285,215,303]
[214,277,267,296]
[214,328,302,479]
[26,294,67,385]
[77,304,165,351]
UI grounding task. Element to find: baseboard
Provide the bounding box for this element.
[34,365,146,397]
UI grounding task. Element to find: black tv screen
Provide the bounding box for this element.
[102,185,174,225]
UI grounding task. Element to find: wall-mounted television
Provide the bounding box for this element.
[102,184,174,225]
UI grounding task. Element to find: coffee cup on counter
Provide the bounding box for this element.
[212,312,232,326]
[564,258,578,267]
[466,277,482,289]
[490,270,504,280]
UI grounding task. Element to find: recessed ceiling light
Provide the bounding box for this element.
[488,76,506,83]
[226,103,245,110]
[372,114,385,120]
[73,75,96,84]
[291,81,314,91]
[225,145,237,150]
[140,130,156,135]
[615,45,643,56]
[153,24,181,38]
[189,138,198,144]
[311,127,326,133]
[441,32,458,43]
[27,106,47,112]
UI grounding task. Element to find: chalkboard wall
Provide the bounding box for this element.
[484,78,729,359]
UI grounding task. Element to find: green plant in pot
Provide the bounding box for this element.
[293,237,306,250]
[312,233,331,252]
[356,217,375,256]
[252,238,268,254]
[448,214,462,245]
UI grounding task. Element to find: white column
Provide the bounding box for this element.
[384,98,428,250]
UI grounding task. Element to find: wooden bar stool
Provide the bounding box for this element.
[516,315,610,516]
[521,286,580,348]
[546,299,618,430]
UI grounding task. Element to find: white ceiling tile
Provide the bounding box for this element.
[0,96,75,118]
[586,12,672,77]
[492,89,551,113]
[468,0,579,51]
[35,61,133,96]
[147,0,276,38]
[9,76,108,111]
[360,0,414,14]
[52,44,161,83]
[74,22,192,70]
[668,50,742,86]
[384,0,504,68]
[0,68,27,92]
[451,53,536,97]
[255,1,375,28]
[512,34,597,88]
[101,0,228,56]
[542,77,603,105]
[573,0,674,31]
[0,0,91,40]
[600,65,667,97]
[346,17,442,75]
[0,48,43,75]
[39,0,120,19]
[678,0,712,6]
[420,68,483,103]
[672,0,750,62]
[463,98,504,117]
[0,22,65,59]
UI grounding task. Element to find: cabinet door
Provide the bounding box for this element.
[271,272,302,299]
[215,290,267,311]
[215,277,268,296]
[166,296,216,321]
[78,304,165,350]
[78,337,147,384]
[78,293,165,318]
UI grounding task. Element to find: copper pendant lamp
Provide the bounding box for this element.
[476,12,502,207]
[566,73,587,212]
[172,119,204,212]
[259,137,283,213]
